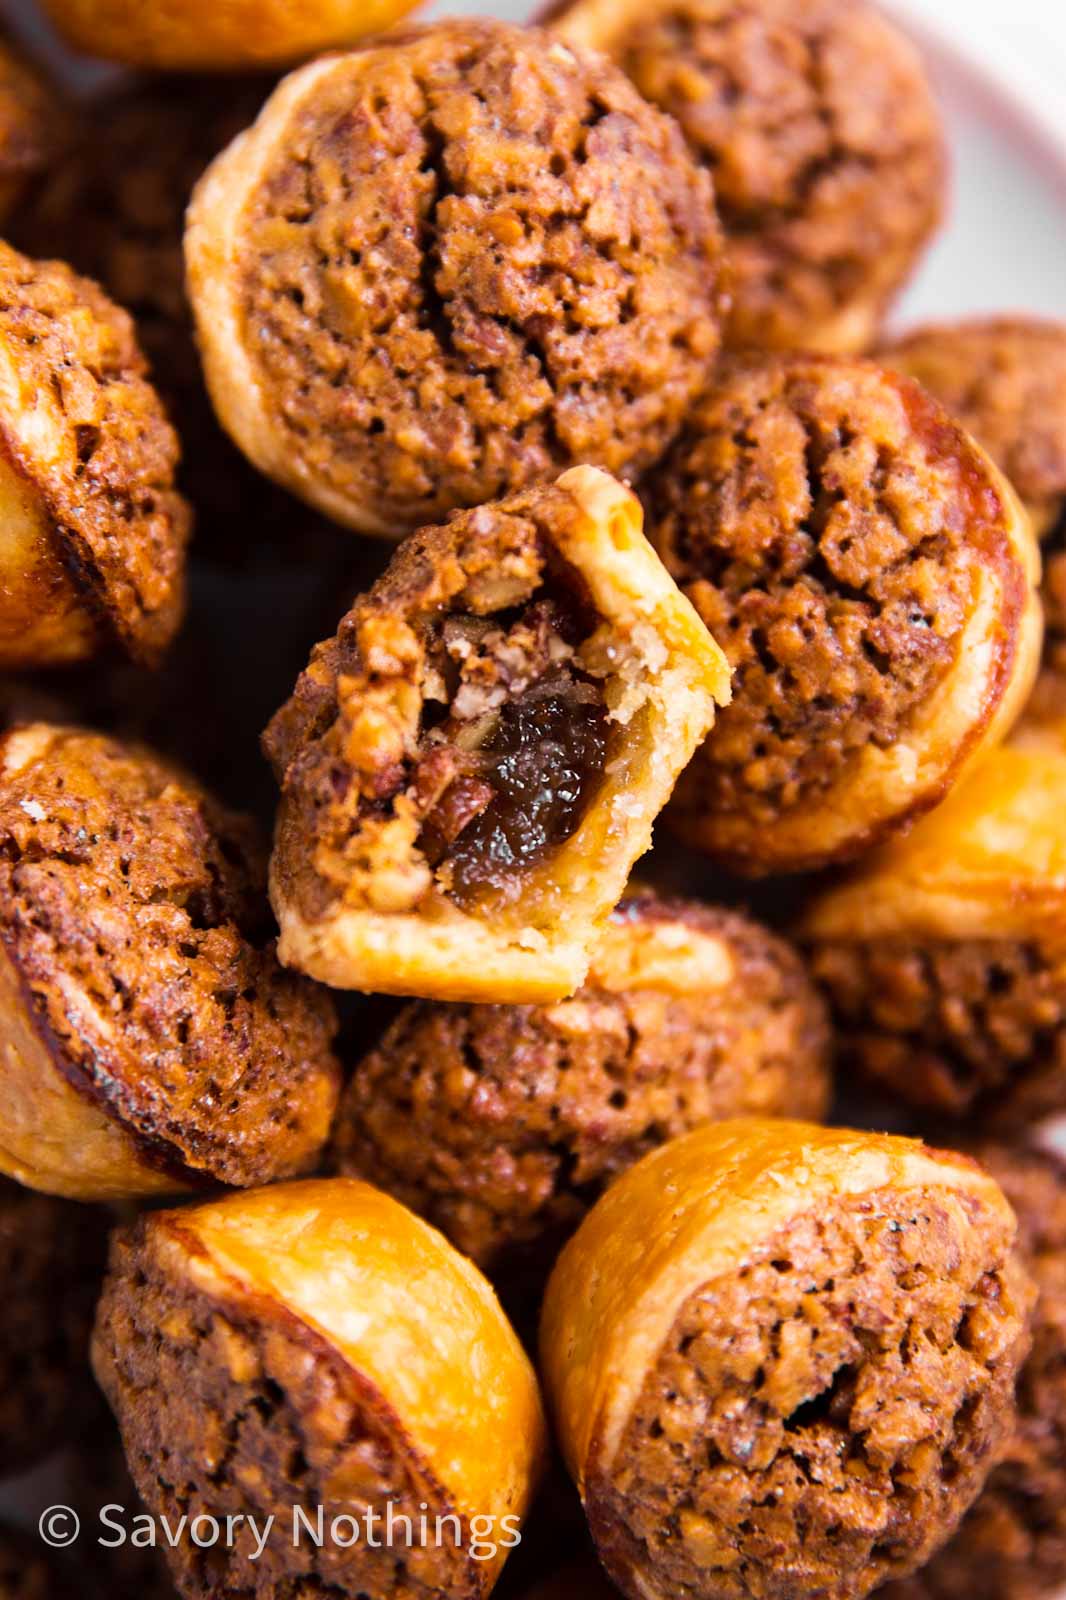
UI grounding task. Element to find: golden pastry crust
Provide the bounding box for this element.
[881,318,1066,537]
[0,242,190,668]
[550,0,946,353]
[0,1179,106,1479]
[0,724,341,1200]
[331,894,830,1272]
[264,467,730,1002]
[186,21,725,537]
[0,35,65,224]
[11,74,287,540]
[40,0,424,69]
[801,729,1066,1124]
[879,1140,1066,1600]
[540,1118,1033,1600]
[92,1180,548,1599]
[645,355,1042,875]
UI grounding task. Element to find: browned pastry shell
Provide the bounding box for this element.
[0,242,190,668]
[265,467,729,1001]
[332,894,831,1271]
[92,1180,548,1600]
[550,0,946,353]
[0,723,340,1200]
[0,1178,106,1479]
[186,20,726,536]
[646,355,1041,875]
[541,1118,1034,1600]
[878,1139,1066,1600]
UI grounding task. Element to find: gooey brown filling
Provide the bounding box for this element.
[414,594,608,904]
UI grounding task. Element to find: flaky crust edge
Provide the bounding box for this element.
[539,1117,1020,1504]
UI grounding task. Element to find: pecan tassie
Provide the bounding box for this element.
[646,355,1041,874]
[0,723,340,1200]
[801,712,1066,1127]
[550,0,946,353]
[264,467,729,1002]
[186,19,726,535]
[541,1119,1034,1600]
[0,242,190,669]
[93,1181,547,1600]
[879,1140,1066,1600]
[332,894,830,1273]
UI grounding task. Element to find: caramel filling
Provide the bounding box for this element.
[415,595,608,905]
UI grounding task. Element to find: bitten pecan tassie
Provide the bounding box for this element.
[0,1179,106,1479]
[0,242,190,669]
[645,355,1041,875]
[0,32,65,224]
[541,1119,1035,1600]
[332,894,830,1272]
[0,724,340,1200]
[881,318,1066,672]
[11,74,290,541]
[93,1181,547,1600]
[879,1140,1066,1600]
[801,721,1066,1126]
[264,468,729,1001]
[551,0,946,353]
[186,19,726,536]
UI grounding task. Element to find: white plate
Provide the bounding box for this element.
[2,0,1066,1573]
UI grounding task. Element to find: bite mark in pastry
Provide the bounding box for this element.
[263,467,731,1002]
[801,721,1066,1125]
[331,893,830,1272]
[0,242,190,668]
[92,1179,548,1600]
[549,0,946,354]
[646,355,1042,875]
[0,1178,106,1480]
[185,20,726,536]
[39,0,424,70]
[0,724,340,1200]
[540,1118,1033,1600]
[879,1139,1066,1600]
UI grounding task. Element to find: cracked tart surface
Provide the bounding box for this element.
[550,0,946,354]
[264,467,730,1001]
[186,19,726,536]
[331,893,830,1273]
[646,355,1042,875]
